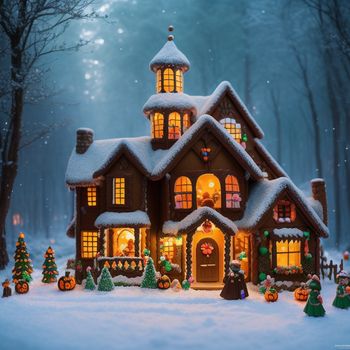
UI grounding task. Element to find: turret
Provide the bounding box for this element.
[144,26,194,150]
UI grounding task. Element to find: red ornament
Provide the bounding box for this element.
[201,242,214,257]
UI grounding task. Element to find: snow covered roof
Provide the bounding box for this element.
[65,137,167,186]
[66,115,264,185]
[95,211,151,228]
[193,82,264,139]
[149,40,190,72]
[273,228,304,239]
[235,177,329,237]
[163,207,238,236]
[151,114,264,180]
[254,139,288,178]
[143,93,197,115]
[307,197,324,221]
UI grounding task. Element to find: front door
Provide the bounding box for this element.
[196,237,219,282]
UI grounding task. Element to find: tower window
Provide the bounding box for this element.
[220,118,242,143]
[174,176,192,209]
[113,177,125,205]
[225,175,241,208]
[87,187,97,206]
[156,69,162,93]
[151,113,164,138]
[163,68,175,92]
[168,112,181,139]
[183,113,190,132]
[175,70,183,92]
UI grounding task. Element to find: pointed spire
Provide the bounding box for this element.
[149,26,190,72]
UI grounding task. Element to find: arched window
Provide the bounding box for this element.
[175,69,183,92]
[225,175,241,208]
[174,176,192,209]
[183,113,190,132]
[220,118,242,143]
[156,69,162,93]
[151,113,164,138]
[163,68,175,92]
[196,174,221,209]
[168,112,181,139]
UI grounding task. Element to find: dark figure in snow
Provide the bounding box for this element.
[304,275,325,317]
[2,279,12,298]
[220,260,248,300]
[332,271,350,309]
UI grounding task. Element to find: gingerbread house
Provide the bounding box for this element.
[65,29,328,289]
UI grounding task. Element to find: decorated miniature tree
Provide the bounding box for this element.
[42,246,58,283]
[98,263,114,292]
[85,267,96,291]
[141,257,157,289]
[12,233,33,284]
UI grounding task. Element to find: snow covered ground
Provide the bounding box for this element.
[0,245,349,350]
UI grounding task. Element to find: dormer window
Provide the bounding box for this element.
[220,118,242,143]
[274,200,296,223]
[168,112,181,139]
[151,113,164,138]
[156,68,184,93]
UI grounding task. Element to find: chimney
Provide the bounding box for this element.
[311,178,328,225]
[76,128,94,154]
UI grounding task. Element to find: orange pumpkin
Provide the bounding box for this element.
[294,287,309,301]
[15,280,29,294]
[346,286,350,294]
[157,275,171,290]
[264,288,278,302]
[58,271,76,291]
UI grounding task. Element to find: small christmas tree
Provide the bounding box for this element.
[141,257,157,289]
[98,263,114,291]
[85,266,96,290]
[12,233,33,284]
[42,246,58,283]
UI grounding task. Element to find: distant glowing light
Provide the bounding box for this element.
[85,73,91,80]
[12,213,23,226]
[209,182,215,188]
[117,28,124,34]
[95,38,105,45]
[98,4,110,13]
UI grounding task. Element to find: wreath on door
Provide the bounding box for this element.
[201,242,214,257]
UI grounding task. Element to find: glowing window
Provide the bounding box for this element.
[151,113,164,138]
[225,175,241,208]
[276,240,301,267]
[113,178,125,205]
[160,237,175,261]
[163,68,175,92]
[196,173,221,209]
[220,118,242,143]
[168,112,181,139]
[175,70,183,92]
[106,228,135,257]
[87,187,97,206]
[273,200,296,223]
[81,231,99,258]
[156,69,162,93]
[174,176,192,209]
[183,113,191,132]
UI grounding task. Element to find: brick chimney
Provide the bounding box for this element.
[311,178,328,225]
[76,128,94,154]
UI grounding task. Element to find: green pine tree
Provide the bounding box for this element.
[85,268,96,290]
[12,233,33,283]
[42,246,59,283]
[141,257,157,289]
[98,266,114,291]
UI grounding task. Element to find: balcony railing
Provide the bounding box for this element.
[97,256,144,277]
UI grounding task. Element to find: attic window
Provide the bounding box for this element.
[273,200,296,223]
[220,118,242,143]
[87,187,97,206]
[113,177,125,205]
[151,112,164,138]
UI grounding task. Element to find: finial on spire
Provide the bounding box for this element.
[168,25,174,41]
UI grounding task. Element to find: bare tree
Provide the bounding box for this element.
[0,0,98,269]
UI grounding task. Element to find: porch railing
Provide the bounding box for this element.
[97,256,144,278]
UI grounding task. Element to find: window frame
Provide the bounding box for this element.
[151,112,164,139]
[168,112,182,140]
[81,231,99,259]
[174,176,193,210]
[220,118,242,143]
[225,175,241,209]
[112,177,126,206]
[86,186,97,207]
[273,200,296,223]
[275,239,302,268]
